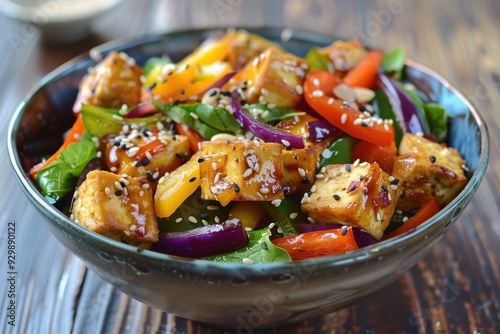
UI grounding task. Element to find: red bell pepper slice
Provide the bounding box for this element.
[303,70,395,147]
[382,199,440,240]
[343,51,383,89]
[271,227,359,261]
[175,123,204,152]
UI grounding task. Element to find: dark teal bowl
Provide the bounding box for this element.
[7,28,489,326]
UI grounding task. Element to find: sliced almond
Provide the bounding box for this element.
[333,83,356,102]
[353,87,375,103]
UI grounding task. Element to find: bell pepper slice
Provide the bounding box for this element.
[175,123,204,152]
[303,70,395,147]
[343,51,383,88]
[271,227,359,260]
[29,114,86,178]
[229,201,266,230]
[319,136,358,168]
[351,140,397,174]
[382,199,440,240]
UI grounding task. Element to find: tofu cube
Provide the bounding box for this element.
[199,140,284,206]
[103,127,190,181]
[228,30,284,69]
[241,48,306,108]
[301,162,397,240]
[71,170,159,248]
[392,133,467,212]
[73,51,143,113]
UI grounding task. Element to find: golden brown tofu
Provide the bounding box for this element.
[228,30,284,69]
[73,51,143,113]
[240,48,306,108]
[199,140,284,206]
[392,133,467,212]
[71,170,159,248]
[103,124,190,181]
[301,162,397,240]
[320,40,367,73]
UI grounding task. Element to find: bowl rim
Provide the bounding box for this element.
[7,26,490,273]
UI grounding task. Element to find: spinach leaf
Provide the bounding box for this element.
[35,131,97,203]
[206,227,292,263]
[424,103,449,142]
[382,45,405,79]
[154,101,242,139]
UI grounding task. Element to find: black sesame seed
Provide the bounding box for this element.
[141,159,150,166]
[120,144,126,150]
[200,213,210,220]
[430,155,436,163]
[197,157,205,163]
[390,178,400,185]
[261,242,268,250]
[189,176,197,183]
[208,89,218,97]
[146,172,156,182]
[333,194,341,201]
[359,175,365,181]
[233,183,240,193]
[179,89,185,95]
[361,122,368,127]
[345,165,352,172]
[175,153,183,159]
[119,181,126,188]
[113,141,121,147]
[220,90,232,97]
[115,190,123,196]
[135,160,142,167]
[381,185,388,192]
[341,225,348,236]
[300,178,310,184]
[148,82,157,90]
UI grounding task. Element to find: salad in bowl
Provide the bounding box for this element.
[28,29,468,263]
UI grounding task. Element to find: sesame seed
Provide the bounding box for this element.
[212,162,217,171]
[243,168,253,178]
[345,165,352,172]
[189,112,199,120]
[175,217,183,223]
[295,84,303,95]
[142,183,150,189]
[189,176,197,183]
[353,159,360,167]
[384,124,390,131]
[207,205,219,211]
[115,190,123,196]
[214,216,220,223]
[328,97,334,105]
[307,217,316,224]
[289,212,298,219]
[310,185,317,192]
[259,187,270,195]
[242,258,254,265]
[261,88,269,95]
[341,113,347,124]
[333,194,341,201]
[312,90,324,97]
[188,216,198,223]
[210,186,219,194]
[112,114,124,121]
[139,190,144,197]
[104,187,111,195]
[359,162,368,167]
[244,227,253,232]
[402,216,409,223]
[416,132,424,137]
[233,183,240,193]
[114,181,123,190]
[277,227,283,234]
[119,177,129,186]
[42,171,49,177]
[353,118,363,125]
[123,187,128,196]
[312,78,320,87]
[390,184,398,191]
[298,167,306,177]
[145,151,153,160]
[281,139,291,147]
[341,225,348,236]
[316,173,325,179]
[126,146,140,157]
[110,167,117,172]
[268,222,276,229]
[271,199,282,207]
[429,155,437,163]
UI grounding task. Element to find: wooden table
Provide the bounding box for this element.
[1,1,499,333]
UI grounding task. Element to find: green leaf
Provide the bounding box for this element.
[382,45,405,78]
[206,227,292,263]
[154,101,242,139]
[81,104,164,138]
[35,131,97,203]
[305,47,330,73]
[245,103,303,124]
[424,103,449,142]
[260,197,306,237]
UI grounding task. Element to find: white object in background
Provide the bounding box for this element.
[0,0,123,43]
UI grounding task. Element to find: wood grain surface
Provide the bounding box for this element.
[0,0,499,333]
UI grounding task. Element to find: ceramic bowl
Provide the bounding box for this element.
[7,28,489,327]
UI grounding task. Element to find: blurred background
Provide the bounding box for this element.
[1,0,499,333]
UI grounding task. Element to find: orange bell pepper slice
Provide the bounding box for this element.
[343,51,383,89]
[351,140,397,174]
[175,123,204,152]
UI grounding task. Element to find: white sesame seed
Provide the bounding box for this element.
[359,162,368,167]
[268,222,276,229]
[214,216,220,223]
[341,113,348,124]
[390,184,398,191]
[307,217,316,224]
[188,216,198,223]
[327,97,334,105]
[207,205,219,211]
[312,90,324,97]
[271,199,282,207]
[310,185,317,192]
[123,187,128,196]
[353,159,360,167]
[281,139,291,147]
[402,216,409,223]
[212,162,217,171]
[112,114,124,121]
[295,84,303,95]
[176,217,183,223]
[139,190,144,197]
[353,118,363,125]
[261,88,269,95]
[242,258,254,265]
[115,181,123,190]
[110,167,117,172]
[104,187,111,195]
[313,78,320,87]
[259,187,270,195]
[321,149,333,159]
[316,173,325,179]
[298,167,306,177]
[126,146,140,157]
[214,173,221,184]
[416,132,424,137]
[210,186,219,194]
[96,151,102,158]
[142,183,150,189]
[189,112,199,120]
[243,168,253,178]
[290,212,298,219]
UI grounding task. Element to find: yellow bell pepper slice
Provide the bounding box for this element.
[228,201,266,230]
[154,152,201,217]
